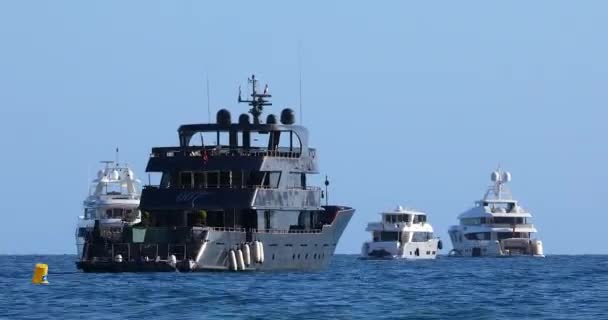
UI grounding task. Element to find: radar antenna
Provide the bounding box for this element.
[238,74,272,124]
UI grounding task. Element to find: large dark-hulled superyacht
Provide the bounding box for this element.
[77,75,355,272]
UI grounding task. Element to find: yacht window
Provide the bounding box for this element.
[493,217,524,224]
[84,208,96,219]
[379,231,399,241]
[194,172,207,188]
[413,215,427,223]
[247,171,265,187]
[219,171,231,188]
[207,171,220,188]
[232,170,244,188]
[373,231,381,242]
[461,218,481,226]
[465,232,491,240]
[263,172,281,188]
[179,172,193,188]
[160,172,172,188]
[412,232,433,242]
[497,232,529,240]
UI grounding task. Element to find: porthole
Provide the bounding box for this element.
[314,253,317,259]
[305,254,308,259]
[272,254,275,260]
[292,254,295,260]
[297,254,300,259]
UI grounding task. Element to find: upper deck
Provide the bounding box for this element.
[140,75,323,211]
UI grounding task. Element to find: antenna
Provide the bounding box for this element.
[298,41,303,124]
[324,175,330,206]
[115,147,119,166]
[206,75,211,122]
[238,74,272,124]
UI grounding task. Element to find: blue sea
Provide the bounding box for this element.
[1,255,607,319]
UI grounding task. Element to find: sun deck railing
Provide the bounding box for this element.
[150,146,302,159]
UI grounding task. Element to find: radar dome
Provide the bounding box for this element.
[491,171,500,182]
[280,108,295,125]
[216,109,232,126]
[238,113,250,125]
[122,169,134,179]
[111,169,120,181]
[502,171,511,182]
[97,170,104,179]
[266,114,278,124]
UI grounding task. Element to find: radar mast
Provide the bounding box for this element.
[238,74,272,124]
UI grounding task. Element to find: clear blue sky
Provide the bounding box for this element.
[0,1,606,254]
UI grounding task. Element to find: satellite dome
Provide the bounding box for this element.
[216,109,232,126]
[502,171,512,182]
[266,114,278,124]
[280,108,295,125]
[123,169,134,179]
[111,170,120,181]
[238,113,250,125]
[491,171,500,182]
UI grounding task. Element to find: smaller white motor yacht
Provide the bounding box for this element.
[361,206,442,260]
[448,168,544,257]
[76,159,141,260]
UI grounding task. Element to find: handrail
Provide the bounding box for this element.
[143,185,322,192]
[480,223,535,229]
[256,228,323,234]
[150,146,303,159]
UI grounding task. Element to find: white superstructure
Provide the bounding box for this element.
[76,160,141,260]
[361,206,442,260]
[448,169,544,257]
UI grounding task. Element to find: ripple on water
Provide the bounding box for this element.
[1,255,608,319]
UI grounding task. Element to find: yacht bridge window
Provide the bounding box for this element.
[492,217,526,224]
[497,232,530,240]
[464,232,491,240]
[105,208,134,219]
[170,170,282,189]
[411,232,433,242]
[413,215,427,223]
[186,129,303,155]
[373,231,400,242]
[384,215,411,223]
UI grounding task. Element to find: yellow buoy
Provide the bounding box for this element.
[32,263,49,284]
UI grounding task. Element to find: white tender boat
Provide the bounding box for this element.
[361,206,442,260]
[76,160,141,260]
[448,168,544,257]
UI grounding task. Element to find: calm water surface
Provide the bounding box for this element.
[1,255,607,319]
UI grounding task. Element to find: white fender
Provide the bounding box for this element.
[534,240,544,256]
[242,243,251,266]
[258,241,265,264]
[252,240,261,263]
[168,255,177,267]
[236,249,246,270]
[229,250,237,271]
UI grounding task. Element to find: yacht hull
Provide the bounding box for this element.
[448,238,544,257]
[77,207,354,272]
[361,239,440,260]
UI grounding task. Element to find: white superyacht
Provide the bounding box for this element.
[448,169,544,257]
[361,206,442,260]
[76,160,142,260]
